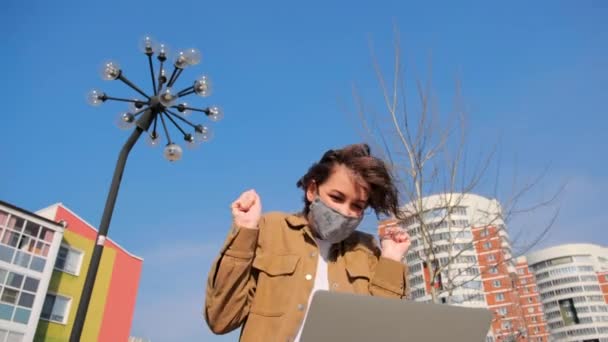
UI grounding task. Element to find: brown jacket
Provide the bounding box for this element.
[204,212,408,342]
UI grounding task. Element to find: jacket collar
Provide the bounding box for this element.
[286,213,342,256]
[285,213,308,229]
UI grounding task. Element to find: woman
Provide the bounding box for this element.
[204,143,411,341]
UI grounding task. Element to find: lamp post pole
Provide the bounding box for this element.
[70,36,223,342]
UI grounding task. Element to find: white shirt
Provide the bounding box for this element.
[294,238,332,342]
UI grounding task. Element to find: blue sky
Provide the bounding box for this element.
[1,1,607,340]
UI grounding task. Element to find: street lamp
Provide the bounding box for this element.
[71,35,222,342]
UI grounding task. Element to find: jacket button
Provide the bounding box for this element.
[305,274,313,281]
[297,304,305,311]
[332,282,339,289]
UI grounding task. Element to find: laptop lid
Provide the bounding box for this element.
[299,291,493,342]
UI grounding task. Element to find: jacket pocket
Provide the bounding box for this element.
[251,254,300,316]
[345,250,372,280]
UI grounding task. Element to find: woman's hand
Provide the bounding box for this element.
[231,189,262,230]
[380,227,411,262]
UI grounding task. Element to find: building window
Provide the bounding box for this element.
[1,288,18,304]
[0,268,38,325]
[517,268,525,275]
[23,222,40,239]
[497,307,507,315]
[495,293,505,302]
[54,245,83,275]
[528,307,534,313]
[489,267,498,274]
[0,214,53,272]
[493,280,501,288]
[0,330,24,342]
[528,297,533,303]
[483,242,492,250]
[41,294,71,324]
[558,298,579,326]
[0,210,8,226]
[549,256,573,266]
[487,254,496,262]
[6,216,24,231]
[453,207,467,216]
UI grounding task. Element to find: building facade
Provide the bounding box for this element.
[515,256,551,341]
[386,193,549,341]
[34,203,143,342]
[527,244,608,341]
[0,201,64,342]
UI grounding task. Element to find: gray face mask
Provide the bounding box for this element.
[308,197,363,244]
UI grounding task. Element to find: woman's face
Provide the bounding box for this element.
[306,164,369,218]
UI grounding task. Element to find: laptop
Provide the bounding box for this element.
[299,291,493,342]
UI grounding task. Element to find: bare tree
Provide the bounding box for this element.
[351,30,563,307]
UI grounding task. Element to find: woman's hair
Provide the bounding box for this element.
[296,143,400,218]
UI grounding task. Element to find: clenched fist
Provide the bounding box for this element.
[231,189,262,230]
[379,226,411,262]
